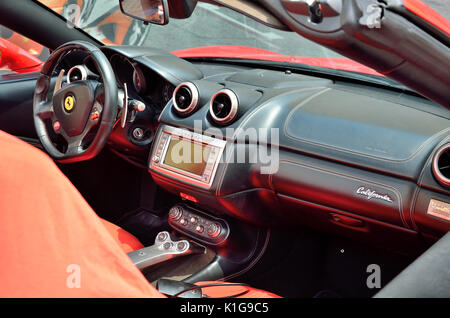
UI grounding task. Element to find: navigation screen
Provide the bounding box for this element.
[163,138,211,176]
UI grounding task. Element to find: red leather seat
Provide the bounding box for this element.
[100,218,145,253]
[0,130,279,298]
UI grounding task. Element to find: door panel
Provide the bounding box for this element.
[0,72,39,139]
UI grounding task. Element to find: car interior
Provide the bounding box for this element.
[0,0,449,298]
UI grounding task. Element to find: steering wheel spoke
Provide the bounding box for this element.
[55,126,82,156]
[65,137,83,157]
[35,100,54,120]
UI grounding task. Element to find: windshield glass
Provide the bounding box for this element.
[38,0,382,76]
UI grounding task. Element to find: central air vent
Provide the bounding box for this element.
[209,89,238,124]
[172,82,199,115]
[67,65,88,83]
[432,144,450,187]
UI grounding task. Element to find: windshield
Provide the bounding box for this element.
[38,0,382,76]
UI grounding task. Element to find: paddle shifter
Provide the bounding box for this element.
[128,231,205,271]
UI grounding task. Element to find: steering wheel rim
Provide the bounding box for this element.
[33,41,118,163]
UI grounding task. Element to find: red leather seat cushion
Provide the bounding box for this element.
[100,219,144,253]
[0,131,161,297]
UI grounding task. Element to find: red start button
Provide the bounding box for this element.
[53,121,61,131]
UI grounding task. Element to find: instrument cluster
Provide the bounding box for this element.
[109,54,174,109]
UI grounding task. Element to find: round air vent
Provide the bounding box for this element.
[432,144,450,187]
[209,89,238,124]
[67,65,88,83]
[172,82,199,115]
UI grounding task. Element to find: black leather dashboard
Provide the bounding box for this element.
[101,46,450,247]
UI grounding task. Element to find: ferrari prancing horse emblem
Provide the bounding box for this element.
[64,95,75,112]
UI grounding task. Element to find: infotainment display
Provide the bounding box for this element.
[163,138,211,176]
[149,125,227,189]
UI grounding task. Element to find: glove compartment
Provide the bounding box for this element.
[272,160,406,226]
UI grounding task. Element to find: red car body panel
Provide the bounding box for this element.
[0,38,43,73]
[403,0,450,35]
[1,38,383,77]
[172,45,383,76]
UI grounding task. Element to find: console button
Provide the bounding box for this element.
[167,205,228,245]
[195,225,204,233]
[163,242,173,250]
[206,223,221,238]
[169,206,183,221]
[177,241,188,251]
[157,232,168,242]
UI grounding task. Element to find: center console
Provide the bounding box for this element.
[129,203,269,283]
[146,125,270,283]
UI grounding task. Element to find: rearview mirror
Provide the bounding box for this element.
[119,0,169,25]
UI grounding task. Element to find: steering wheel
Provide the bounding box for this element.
[33,41,118,163]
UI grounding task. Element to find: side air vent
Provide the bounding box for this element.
[209,89,238,124]
[432,144,450,187]
[67,65,88,83]
[172,82,199,115]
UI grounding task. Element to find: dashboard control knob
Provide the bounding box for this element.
[180,218,188,226]
[153,155,160,163]
[206,223,221,238]
[195,225,204,233]
[130,100,146,112]
[190,217,198,224]
[169,207,183,221]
